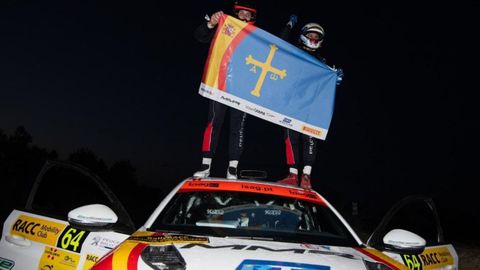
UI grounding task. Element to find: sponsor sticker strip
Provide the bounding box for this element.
[10,215,67,247]
[181,180,325,205]
[401,247,454,270]
[38,246,80,270]
[0,257,14,270]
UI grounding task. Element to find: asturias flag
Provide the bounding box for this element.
[199,15,338,140]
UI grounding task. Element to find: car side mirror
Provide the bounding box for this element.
[382,229,426,255]
[68,204,118,228]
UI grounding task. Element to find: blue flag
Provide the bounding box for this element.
[199,15,338,140]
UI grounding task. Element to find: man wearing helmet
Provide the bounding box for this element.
[192,0,257,180]
[277,18,344,189]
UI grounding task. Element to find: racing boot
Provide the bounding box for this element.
[226,160,238,180]
[300,166,313,189]
[277,172,298,186]
[193,158,211,178]
[300,174,312,189]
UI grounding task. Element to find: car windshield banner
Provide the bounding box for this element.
[199,15,338,140]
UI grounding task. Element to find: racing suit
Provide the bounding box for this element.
[278,26,327,170]
[194,21,247,161]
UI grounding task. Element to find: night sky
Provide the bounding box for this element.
[1,1,478,238]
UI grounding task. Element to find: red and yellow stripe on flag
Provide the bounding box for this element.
[202,14,255,91]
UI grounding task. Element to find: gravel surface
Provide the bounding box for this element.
[455,242,480,270]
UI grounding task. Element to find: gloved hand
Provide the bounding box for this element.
[286,14,298,29]
[335,68,344,85]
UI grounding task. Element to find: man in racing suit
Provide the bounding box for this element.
[193,0,257,180]
[277,19,344,189]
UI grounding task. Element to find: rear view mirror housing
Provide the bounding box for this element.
[68,204,118,229]
[383,229,426,255]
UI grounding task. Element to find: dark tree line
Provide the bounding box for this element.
[0,126,160,227]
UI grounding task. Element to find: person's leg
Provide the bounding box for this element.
[278,129,300,185]
[226,108,247,179]
[194,101,227,178]
[300,135,318,189]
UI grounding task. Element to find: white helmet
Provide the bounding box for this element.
[299,23,325,50]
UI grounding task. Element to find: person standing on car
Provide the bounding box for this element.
[193,0,257,180]
[277,20,344,189]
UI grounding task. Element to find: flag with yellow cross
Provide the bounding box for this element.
[198,15,339,140]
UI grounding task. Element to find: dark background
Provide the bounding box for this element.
[1,1,478,243]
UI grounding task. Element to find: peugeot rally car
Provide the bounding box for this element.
[91,178,458,270]
[0,160,458,269]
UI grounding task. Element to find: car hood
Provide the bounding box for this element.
[93,231,376,270]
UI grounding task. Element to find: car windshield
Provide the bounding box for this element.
[151,189,359,246]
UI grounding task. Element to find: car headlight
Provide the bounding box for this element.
[364,260,394,270]
[141,245,186,270]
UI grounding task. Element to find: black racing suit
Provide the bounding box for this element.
[278,26,327,169]
[194,21,247,160]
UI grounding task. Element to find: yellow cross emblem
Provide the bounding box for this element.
[245,44,287,97]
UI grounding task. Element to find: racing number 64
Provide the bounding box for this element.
[402,254,422,270]
[60,227,86,252]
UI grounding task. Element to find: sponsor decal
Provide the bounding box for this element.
[241,183,273,192]
[187,182,220,188]
[288,189,318,200]
[10,215,66,246]
[181,180,325,205]
[90,236,121,250]
[182,243,304,253]
[401,247,453,270]
[0,258,14,270]
[266,112,276,118]
[181,243,356,259]
[282,117,292,124]
[302,125,322,137]
[199,86,213,95]
[40,264,54,270]
[245,105,266,116]
[82,254,100,270]
[220,95,241,106]
[127,232,208,245]
[56,226,89,253]
[280,117,293,127]
[38,246,80,270]
[236,259,330,270]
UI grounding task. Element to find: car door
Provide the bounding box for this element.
[366,195,459,270]
[0,160,135,270]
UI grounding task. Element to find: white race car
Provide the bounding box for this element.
[1,161,458,269]
[0,160,135,270]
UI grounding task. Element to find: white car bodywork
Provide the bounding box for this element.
[0,161,458,270]
[1,209,128,270]
[92,178,458,270]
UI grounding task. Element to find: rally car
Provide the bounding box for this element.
[0,161,458,269]
[91,179,458,269]
[0,160,135,270]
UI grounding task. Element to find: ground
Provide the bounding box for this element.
[455,242,480,270]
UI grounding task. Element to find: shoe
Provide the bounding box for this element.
[226,166,237,180]
[193,164,210,178]
[300,174,312,189]
[277,173,298,186]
